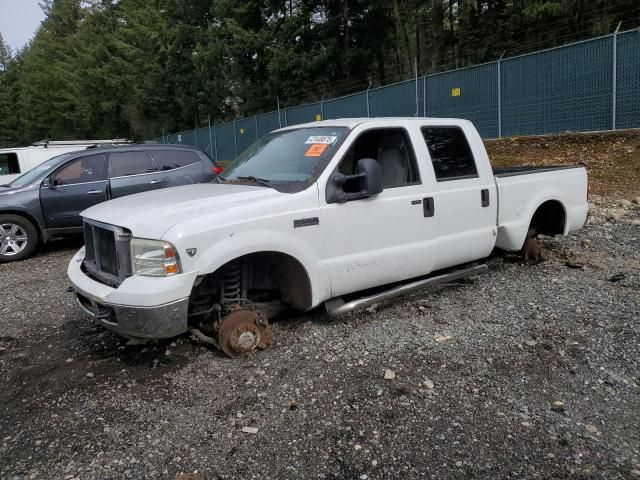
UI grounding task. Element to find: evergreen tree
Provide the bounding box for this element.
[0,0,638,146]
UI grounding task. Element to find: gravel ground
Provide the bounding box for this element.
[0,200,639,480]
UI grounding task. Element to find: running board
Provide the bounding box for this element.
[324,264,488,317]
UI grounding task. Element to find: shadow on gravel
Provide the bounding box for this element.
[0,319,194,422]
[37,234,84,256]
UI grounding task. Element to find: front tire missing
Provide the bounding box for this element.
[0,214,39,263]
[217,309,272,358]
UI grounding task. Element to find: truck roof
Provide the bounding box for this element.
[277,117,472,131]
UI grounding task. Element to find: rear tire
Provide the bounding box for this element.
[0,214,39,263]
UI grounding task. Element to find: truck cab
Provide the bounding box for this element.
[68,118,588,357]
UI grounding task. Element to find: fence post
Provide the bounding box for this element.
[320,93,325,120]
[423,76,427,117]
[213,123,218,161]
[255,116,259,140]
[277,97,282,128]
[284,108,288,127]
[414,57,419,117]
[497,53,505,139]
[233,119,238,158]
[208,115,213,158]
[612,22,621,131]
[366,81,371,118]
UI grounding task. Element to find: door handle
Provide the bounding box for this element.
[481,188,490,207]
[87,190,102,195]
[149,179,162,185]
[423,197,435,217]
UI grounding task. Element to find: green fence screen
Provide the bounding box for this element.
[156,30,640,159]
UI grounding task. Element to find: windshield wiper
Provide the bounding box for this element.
[233,176,274,188]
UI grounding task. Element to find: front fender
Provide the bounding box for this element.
[188,228,330,308]
[0,194,48,240]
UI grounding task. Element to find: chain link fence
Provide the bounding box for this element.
[157,29,640,162]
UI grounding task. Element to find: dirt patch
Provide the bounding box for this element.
[485,129,640,198]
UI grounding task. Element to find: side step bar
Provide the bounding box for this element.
[325,264,488,317]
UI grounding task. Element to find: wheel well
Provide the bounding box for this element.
[238,251,313,310]
[189,251,313,319]
[0,210,43,242]
[528,200,566,238]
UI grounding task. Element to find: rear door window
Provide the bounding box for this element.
[0,152,20,175]
[52,154,107,185]
[150,150,201,171]
[109,151,156,177]
[421,126,478,181]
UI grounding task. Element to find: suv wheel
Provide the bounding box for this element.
[0,214,39,263]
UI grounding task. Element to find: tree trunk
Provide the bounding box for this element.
[449,0,456,67]
[393,0,413,75]
[343,0,350,78]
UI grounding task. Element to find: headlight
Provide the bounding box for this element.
[130,238,181,277]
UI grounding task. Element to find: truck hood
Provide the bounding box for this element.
[82,183,281,238]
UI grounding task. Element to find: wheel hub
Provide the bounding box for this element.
[217,309,272,358]
[0,223,27,256]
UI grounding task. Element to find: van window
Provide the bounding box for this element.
[109,151,156,177]
[52,154,107,186]
[150,150,200,171]
[0,153,20,175]
[421,126,478,181]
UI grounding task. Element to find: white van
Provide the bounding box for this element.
[0,139,130,185]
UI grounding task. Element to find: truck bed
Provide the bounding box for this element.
[493,164,583,178]
[493,164,588,251]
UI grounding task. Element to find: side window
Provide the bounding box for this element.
[421,126,478,181]
[109,151,156,177]
[52,154,107,186]
[150,150,201,171]
[337,128,420,191]
[0,153,20,175]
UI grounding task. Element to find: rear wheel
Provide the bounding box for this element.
[0,214,39,263]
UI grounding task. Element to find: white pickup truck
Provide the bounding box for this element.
[68,118,588,357]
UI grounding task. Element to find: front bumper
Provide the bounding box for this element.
[74,289,189,340]
[68,247,194,340]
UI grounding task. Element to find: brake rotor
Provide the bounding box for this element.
[218,309,272,358]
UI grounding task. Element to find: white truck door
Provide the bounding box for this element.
[319,127,437,297]
[418,125,496,270]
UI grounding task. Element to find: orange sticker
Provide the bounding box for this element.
[305,143,328,157]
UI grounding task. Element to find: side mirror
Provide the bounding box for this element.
[327,157,383,204]
[356,158,383,196]
[44,176,61,190]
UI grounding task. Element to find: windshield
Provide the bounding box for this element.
[8,153,73,188]
[221,127,348,184]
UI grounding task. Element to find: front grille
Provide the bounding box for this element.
[82,219,132,287]
[96,227,118,276]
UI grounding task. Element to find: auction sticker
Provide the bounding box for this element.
[305,136,337,145]
[305,144,329,157]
